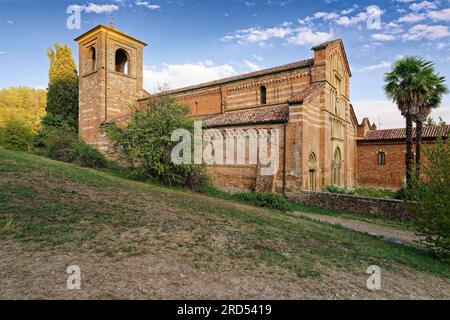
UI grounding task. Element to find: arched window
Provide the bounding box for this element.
[115,49,129,74]
[377,152,386,166]
[332,148,342,186]
[260,86,267,105]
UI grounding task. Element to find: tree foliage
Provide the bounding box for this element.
[384,56,446,188]
[0,87,46,131]
[101,96,208,189]
[0,118,34,152]
[405,136,450,261]
[45,43,78,131]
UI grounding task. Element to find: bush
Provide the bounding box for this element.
[68,140,107,169]
[405,137,450,261]
[322,185,355,195]
[0,118,34,152]
[101,96,208,189]
[394,186,408,200]
[232,192,292,211]
[34,124,76,162]
[34,125,106,169]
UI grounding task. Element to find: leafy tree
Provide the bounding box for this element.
[101,96,208,189]
[0,87,46,131]
[384,57,438,189]
[45,43,78,131]
[0,118,34,152]
[405,136,450,262]
[414,66,448,179]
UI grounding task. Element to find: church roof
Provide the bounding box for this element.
[204,104,289,128]
[141,58,315,98]
[363,125,449,141]
[288,82,324,104]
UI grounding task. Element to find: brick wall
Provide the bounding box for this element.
[357,140,437,190]
[287,191,410,219]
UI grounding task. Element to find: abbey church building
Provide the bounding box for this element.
[75,25,358,193]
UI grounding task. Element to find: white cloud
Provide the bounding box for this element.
[6,19,13,24]
[84,3,119,14]
[136,1,160,10]
[143,61,236,93]
[398,13,426,23]
[409,1,437,12]
[245,2,256,7]
[313,11,339,20]
[355,61,391,73]
[371,33,396,41]
[286,27,333,45]
[243,60,262,71]
[336,12,368,26]
[428,8,450,21]
[252,54,263,62]
[222,26,292,43]
[402,24,450,41]
[221,24,332,46]
[0,51,5,55]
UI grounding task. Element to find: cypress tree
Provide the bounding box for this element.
[45,43,78,131]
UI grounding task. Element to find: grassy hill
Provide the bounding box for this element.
[0,148,448,299]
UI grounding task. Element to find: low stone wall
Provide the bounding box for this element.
[287,191,410,220]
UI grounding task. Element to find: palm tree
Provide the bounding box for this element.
[415,80,448,179]
[384,57,433,189]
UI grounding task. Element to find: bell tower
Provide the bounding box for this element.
[75,25,147,150]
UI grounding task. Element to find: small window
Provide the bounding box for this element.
[115,49,129,74]
[378,152,386,166]
[260,86,267,105]
[88,47,96,72]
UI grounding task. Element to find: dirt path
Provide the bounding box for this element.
[0,242,449,300]
[294,212,422,248]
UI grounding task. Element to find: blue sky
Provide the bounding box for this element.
[1,0,450,128]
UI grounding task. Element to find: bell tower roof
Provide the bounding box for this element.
[74,24,147,47]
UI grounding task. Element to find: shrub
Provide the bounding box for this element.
[322,185,355,195]
[34,124,77,162]
[231,192,292,212]
[405,137,450,261]
[101,96,208,189]
[0,118,34,152]
[68,140,107,169]
[34,125,106,169]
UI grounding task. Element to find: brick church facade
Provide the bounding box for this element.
[76,24,447,193]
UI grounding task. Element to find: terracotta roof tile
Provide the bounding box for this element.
[364,125,450,141]
[205,104,289,128]
[142,59,315,98]
[288,82,325,104]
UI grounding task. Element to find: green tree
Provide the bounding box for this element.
[45,43,78,131]
[405,136,450,262]
[101,96,208,189]
[384,57,437,189]
[415,78,448,179]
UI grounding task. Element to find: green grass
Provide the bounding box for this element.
[354,188,397,199]
[0,147,448,279]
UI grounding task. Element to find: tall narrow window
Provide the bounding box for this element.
[115,49,129,74]
[309,169,316,190]
[377,152,386,165]
[260,86,267,105]
[88,47,96,72]
[332,148,342,186]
